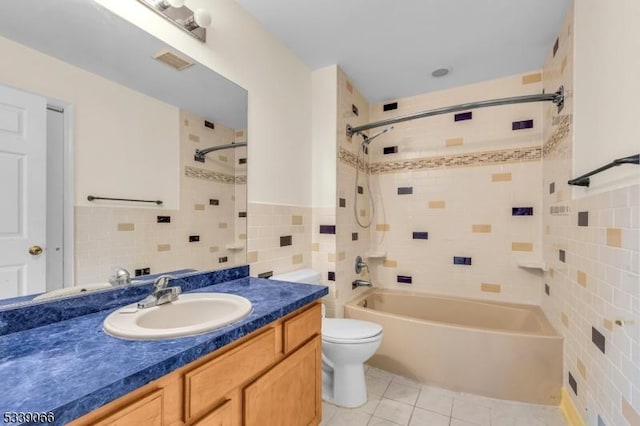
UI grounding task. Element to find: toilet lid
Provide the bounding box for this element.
[322,318,382,343]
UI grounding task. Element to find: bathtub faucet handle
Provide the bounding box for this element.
[355,256,368,274]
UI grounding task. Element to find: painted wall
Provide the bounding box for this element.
[311,65,338,208]
[572,0,640,194]
[0,35,180,209]
[96,0,313,207]
[365,73,545,305]
[541,4,640,426]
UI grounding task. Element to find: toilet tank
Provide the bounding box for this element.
[270,269,321,284]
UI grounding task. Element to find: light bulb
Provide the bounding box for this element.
[166,0,186,8]
[194,9,212,27]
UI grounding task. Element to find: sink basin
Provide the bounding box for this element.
[103,293,252,340]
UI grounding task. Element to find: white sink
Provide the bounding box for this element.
[103,293,252,340]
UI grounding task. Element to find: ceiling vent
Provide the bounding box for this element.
[153,50,194,71]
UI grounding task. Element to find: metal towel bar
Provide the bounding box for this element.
[87,195,163,205]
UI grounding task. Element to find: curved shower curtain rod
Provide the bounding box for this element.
[194,142,247,162]
[346,86,565,137]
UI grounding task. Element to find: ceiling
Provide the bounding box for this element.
[0,0,247,129]
[236,0,572,103]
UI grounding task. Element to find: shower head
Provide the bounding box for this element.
[360,126,394,145]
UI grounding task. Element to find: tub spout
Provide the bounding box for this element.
[352,279,373,290]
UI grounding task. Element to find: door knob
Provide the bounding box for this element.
[28,245,43,256]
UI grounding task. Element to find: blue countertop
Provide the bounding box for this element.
[0,276,327,425]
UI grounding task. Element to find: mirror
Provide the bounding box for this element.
[0,0,248,307]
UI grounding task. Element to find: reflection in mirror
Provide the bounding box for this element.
[0,0,248,307]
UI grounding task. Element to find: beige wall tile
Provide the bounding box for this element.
[603,319,613,331]
[376,224,390,232]
[511,242,533,252]
[157,244,171,252]
[189,134,200,143]
[328,253,336,262]
[472,224,492,233]
[247,251,258,263]
[428,200,446,209]
[577,270,587,287]
[194,204,205,211]
[383,259,397,268]
[291,215,303,225]
[622,398,640,426]
[445,137,464,147]
[219,222,228,229]
[522,72,542,84]
[312,242,320,252]
[577,358,586,380]
[292,254,303,264]
[481,283,501,293]
[117,223,135,232]
[209,246,219,253]
[606,228,622,247]
[338,252,346,261]
[561,57,568,75]
[561,313,569,328]
[492,172,512,182]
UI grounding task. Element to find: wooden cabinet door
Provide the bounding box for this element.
[92,389,163,426]
[244,336,321,426]
[192,399,234,426]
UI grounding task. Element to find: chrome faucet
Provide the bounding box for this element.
[137,275,181,309]
[352,279,373,290]
[109,267,131,286]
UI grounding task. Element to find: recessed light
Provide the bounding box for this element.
[431,68,450,78]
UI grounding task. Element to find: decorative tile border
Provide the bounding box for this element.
[338,147,367,171]
[185,166,246,184]
[350,146,542,174]
[543,114,572,156]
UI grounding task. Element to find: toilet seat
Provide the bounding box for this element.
[322,318,383,344]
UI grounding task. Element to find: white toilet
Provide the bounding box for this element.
[270,269,383,408]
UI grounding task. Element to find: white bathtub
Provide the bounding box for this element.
[344,289,563,405]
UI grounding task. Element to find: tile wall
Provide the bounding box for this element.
[246,203,312,279]
[75,111,246,284]
[541,5,640,426]
[357,73,546,305]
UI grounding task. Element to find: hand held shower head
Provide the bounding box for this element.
[361,125,394,145]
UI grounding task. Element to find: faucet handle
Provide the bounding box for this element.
[153,274,176,291]
[109,267,131,286]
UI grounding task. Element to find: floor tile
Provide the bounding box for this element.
[367,366,396,381]
[327,409,371,426]
[367,376,392,397]
[368,416,402,426]
[451,397,492,426]
[450,419,480,426]
[415,386,454,416]
[373,398,414,426]
[320,402,339,425]
[408,407,450,426]
[383,382,420,405]
[391,374,422,389]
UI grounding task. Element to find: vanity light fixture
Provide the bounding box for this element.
[137,0,211,43]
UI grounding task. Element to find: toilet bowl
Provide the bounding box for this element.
[321,318,382,407]
[270,269,383,408]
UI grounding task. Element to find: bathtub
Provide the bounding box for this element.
[344,289,562,405]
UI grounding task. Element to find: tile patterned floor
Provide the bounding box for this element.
[321,366,567,426]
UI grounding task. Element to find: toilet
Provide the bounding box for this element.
[270,269,383,408]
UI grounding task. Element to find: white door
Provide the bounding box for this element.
[0,84,47,298]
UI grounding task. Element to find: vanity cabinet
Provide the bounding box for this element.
[69,301,321,426]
